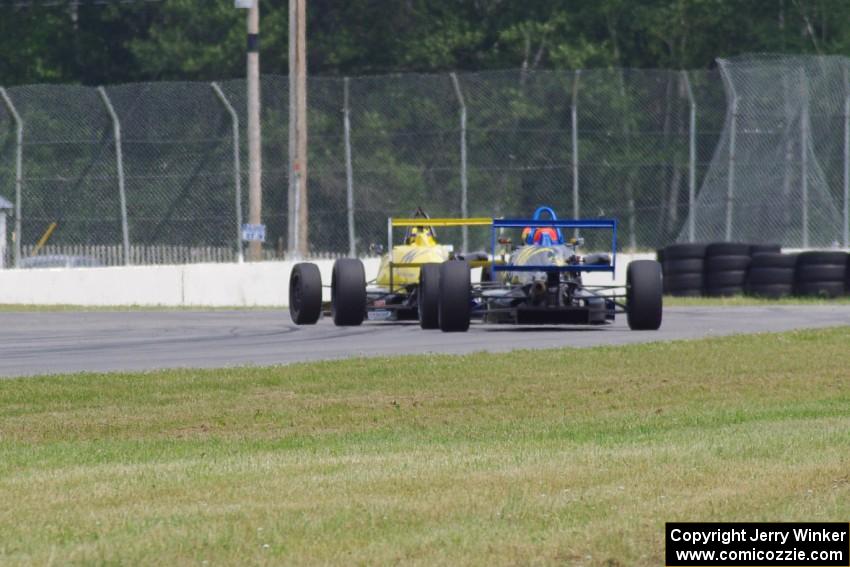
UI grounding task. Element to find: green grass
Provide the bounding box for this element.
[664,295,850,307]
[2,329,849,565]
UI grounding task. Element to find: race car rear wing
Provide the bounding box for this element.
[387,217,492,264]
[384,217,494,291]
[389,217,493,228]
[490,218,618,274]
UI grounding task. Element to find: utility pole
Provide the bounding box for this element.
[288,0,308,257]
[246,0,263,260]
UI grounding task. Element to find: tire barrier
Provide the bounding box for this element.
[794,251,849,298]
[746,253,797,298]
[659,243,706,297]
[749,243,782,255]
[704,242,751,297]
[658,243,849,299]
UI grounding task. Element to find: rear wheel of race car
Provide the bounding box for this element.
[627,260,663,331]
[289,262,322,325]
[418,263,441,329]
[331,258,366,326]
[438,261,471,332]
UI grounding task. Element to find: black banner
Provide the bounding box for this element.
[666,523,849,566]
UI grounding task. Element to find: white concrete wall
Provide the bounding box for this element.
[0,254,652,307]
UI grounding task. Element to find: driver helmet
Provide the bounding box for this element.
[522,226,562,246]
[405,225,437,246]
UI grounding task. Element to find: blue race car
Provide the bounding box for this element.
[420,206,663,332]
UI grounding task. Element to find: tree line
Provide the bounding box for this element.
[0,0,847,86]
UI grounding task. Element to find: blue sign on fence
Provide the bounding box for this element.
[241,223,266,242]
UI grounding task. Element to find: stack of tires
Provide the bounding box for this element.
[749,244,782,256]
[658,241,850,299]
[794,251,849,298]
[658,243,706,297]
[703,243,751,296]
[746,251,797,298]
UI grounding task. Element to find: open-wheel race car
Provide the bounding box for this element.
[288,209,491,326]
[429,206,663,332]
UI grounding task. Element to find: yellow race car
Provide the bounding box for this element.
[288,209,490,327]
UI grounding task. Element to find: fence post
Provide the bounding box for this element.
[1,88,23,268]
[343,78,356,257]
[571,70,581,238]
[718,60,738,241]
[799,68,810,248]
[682,71,697,243]
[844,65,850,248]
[97,87,131,266]
[449,72,469,252]
[211,82,245,263]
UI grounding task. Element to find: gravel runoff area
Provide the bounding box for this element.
[0,305,849,377]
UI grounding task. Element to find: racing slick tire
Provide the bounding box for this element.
[289,262,322,325]
[627,260,663,331]
[331,258,366,326]
[438,261,471,332]
[418,263,441,329]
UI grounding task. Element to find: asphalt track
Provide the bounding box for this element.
[0,306,848,377]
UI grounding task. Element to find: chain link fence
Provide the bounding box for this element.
[2,58,848,268]
[683,55,848,247]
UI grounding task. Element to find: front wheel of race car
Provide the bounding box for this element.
[289,262,322,325]
[438,261,471,332]
[418,263,441,329]
[332,258,366,326]
[626,260,663,331]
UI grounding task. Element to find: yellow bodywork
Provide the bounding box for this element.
[375,229,450,288]
[503,244,572,285]
[375,217,494,290]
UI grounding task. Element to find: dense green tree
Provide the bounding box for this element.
[2,0,850,86]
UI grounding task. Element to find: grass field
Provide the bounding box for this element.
[1,328,849,565]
